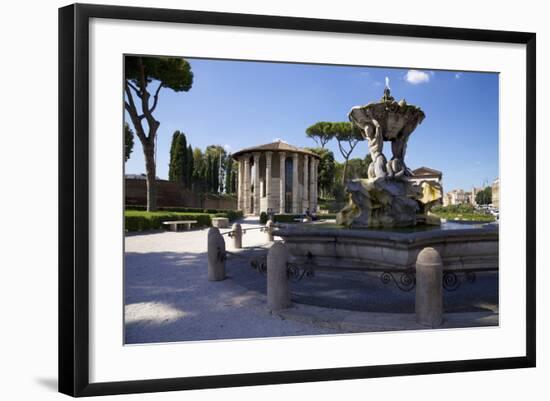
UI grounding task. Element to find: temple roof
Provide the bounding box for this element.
[232,141,320,159]
[411,166,442,178]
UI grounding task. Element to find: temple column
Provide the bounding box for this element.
[237,158,243,210]
[292,153,300,214]
[243,156,250,214]
[309,156,316,211]
[303,155,309,212]
[265,152,272,212]
[253,152,261,215]
[279,152,286,214]
[312,158,318,212]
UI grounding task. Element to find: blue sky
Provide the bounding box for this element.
[125,58,499,192]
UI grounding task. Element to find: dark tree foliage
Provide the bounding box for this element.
[475,186,493,205]
[225,155,233,194]
[168,131,179,181]
[331,122,364,184]
[124,55,193,211]
[306,121,335,148]
[168,131,188,186]
[124,123,134,162]
[306,147,336,198]
[186,145,194,189]
[346,154,373,179]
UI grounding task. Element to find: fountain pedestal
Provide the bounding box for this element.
[337,177,419,228]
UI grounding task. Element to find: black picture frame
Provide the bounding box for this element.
[58,3,536,397]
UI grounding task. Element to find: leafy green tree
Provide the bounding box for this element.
[205,145,226,193]
[346,154,372,179]
[186,145,194,189]
[306,147,336,198]
[331,122,364,184]
[192,148,206,191]
[167,131,188,185]
[475,186,493,205]
[124,56,193,211]
[306,122,334,148]
[225,155,233,194]
[168,131,179,181]
[124,123,134,162]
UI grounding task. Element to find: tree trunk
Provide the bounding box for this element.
[341,158,349,185]
[143,142,157,212]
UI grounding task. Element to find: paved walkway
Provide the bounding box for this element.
[124,217,498,344]
[124,217,339,344]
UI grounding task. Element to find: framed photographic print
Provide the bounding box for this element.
[58,3,536,397]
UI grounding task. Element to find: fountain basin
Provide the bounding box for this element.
[274,223,498,272]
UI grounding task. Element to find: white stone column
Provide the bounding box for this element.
[265,152,272,212]
[253,152,261,215]
[303,155,309,212]
[309,156,316,211]
[237,158,243,210]
[312,158,318,212]
[279,152,286,214]
[292,153,300,214]
[243,156,250,214]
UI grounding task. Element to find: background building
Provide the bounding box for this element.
[233,141,320,215]
[492,178,500,209]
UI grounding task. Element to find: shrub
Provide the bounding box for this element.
[124,211,212,232]
[318,213,337,220]
[124,206,244,222]
[259,211,268,225]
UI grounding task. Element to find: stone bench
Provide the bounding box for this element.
[162,220,197,231]
[211,217,229,228]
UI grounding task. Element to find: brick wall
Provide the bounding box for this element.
[125,178,237,210]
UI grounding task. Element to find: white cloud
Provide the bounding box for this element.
[273,138,288,143]
[223,144,232,152]
[455,72,463,79]
[404,69,430,84]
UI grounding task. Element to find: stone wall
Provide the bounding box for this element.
[125,178,238,210]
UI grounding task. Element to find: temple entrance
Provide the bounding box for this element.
[285,157,293,213]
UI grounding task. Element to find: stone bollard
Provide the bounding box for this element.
[207,227,226,281]
[266,220,275,242]
[267,242,291,311]
[231,223,242,249]
[415,247,443,328]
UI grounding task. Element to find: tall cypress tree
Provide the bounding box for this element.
[225,155,233,194]
[205,155,212,192]
[212,156,219,193]
[168,131,179,181]
[186,145,194,189]
[178,133,188,186]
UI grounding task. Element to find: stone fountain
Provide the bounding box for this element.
[270,84,499,327]
[337,85,442,228]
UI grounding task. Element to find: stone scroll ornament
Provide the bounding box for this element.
[337,79,442,228]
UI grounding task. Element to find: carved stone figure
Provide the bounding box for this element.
[337,84,440,228]
[349,86,425,180]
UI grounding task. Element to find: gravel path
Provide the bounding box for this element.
[124,217,339,344]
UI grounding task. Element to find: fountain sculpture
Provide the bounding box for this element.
[273,83,498,318]
[337,83,442,228]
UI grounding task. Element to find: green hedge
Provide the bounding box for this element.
[318,213,337,220]
[125,211,212,232]
[125,206,243,222]
[259,211,268,225]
